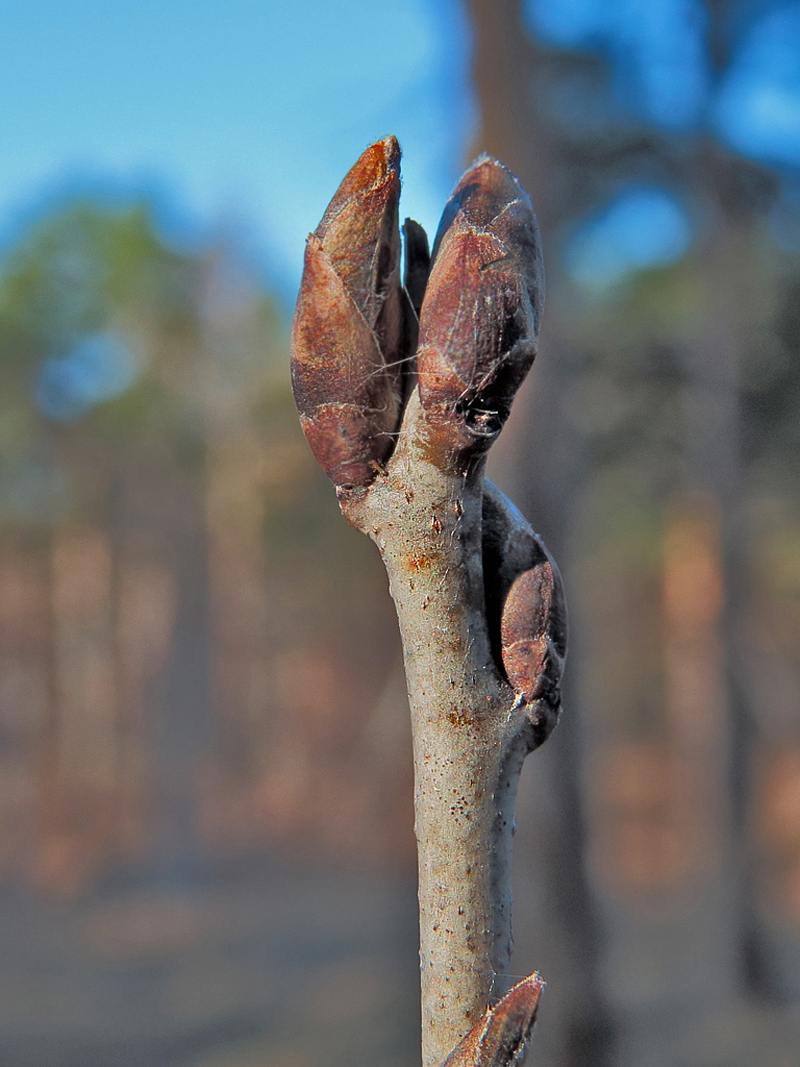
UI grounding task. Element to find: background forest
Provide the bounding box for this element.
[1,1,799,1065]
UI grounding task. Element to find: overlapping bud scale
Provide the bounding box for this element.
[417,157,544,442]
[291,136,405,487]
[292,138,563,727]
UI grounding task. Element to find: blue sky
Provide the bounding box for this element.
[1,0,475,298]
[3,0,798,310]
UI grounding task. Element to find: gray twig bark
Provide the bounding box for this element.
[291,137,566,1067]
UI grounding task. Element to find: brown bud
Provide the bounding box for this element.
[440,973,544,1067]
[502,560,565,689]
[417,158,544,445]
[501,550,566,746]
[291,136,406,487]
[483,482,566,748]
[403,217,431,319]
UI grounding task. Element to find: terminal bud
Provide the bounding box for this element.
[291,136,406,487]
[417,158,544,448]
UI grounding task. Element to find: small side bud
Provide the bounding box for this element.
[403,217,431,319]
[483,482,566,748]
[501,552,566,746]
[440,973,545,1067]
[502,563,565,697]
[291,136,405,487]
[417,158,544,449]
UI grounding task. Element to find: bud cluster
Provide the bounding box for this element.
[291,138,563,718]
[291,137,544,485]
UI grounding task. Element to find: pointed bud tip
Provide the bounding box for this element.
[292,137,405,489]
[440,973,545,1067]
[319,137,401,231]
[432,156,531,258]
[353,135,401,188]
[459,154,522,198]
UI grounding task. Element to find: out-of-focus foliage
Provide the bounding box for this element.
[0,200,411,899]
[0,201,418,1067]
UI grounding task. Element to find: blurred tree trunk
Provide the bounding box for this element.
[678,147,777,1005]
[465,0,779,1062]
[129,457,212,872]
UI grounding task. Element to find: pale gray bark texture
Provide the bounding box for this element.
[341,393,559,1067]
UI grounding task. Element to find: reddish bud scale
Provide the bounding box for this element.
[440,973,544,1067]
[291,136,406,487]
[417,158,544,448]
[403,217,431,319]
[501,562,566,707]
[482,483,566,747]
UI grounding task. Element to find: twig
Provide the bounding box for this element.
[291,136,566,1067]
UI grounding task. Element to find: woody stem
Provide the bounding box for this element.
[341,393,521,1067]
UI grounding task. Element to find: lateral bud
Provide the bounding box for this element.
[417,158,544,452]
[483,482,566,749]
[291,136,406,487]
[439,973,545,1067]
[501,550,567,748]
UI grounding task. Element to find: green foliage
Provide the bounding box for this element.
[0,200,286,525]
